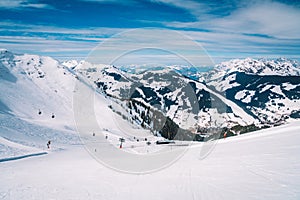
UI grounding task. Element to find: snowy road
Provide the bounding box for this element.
[1,122,300,200]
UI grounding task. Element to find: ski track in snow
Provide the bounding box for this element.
[0,152,47,163]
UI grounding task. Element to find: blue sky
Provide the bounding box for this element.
[0,0,299,64]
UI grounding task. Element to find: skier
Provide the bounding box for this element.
[47,140,51,149]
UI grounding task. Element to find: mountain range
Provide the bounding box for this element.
[69,55,300,140]
[1,49,299,142]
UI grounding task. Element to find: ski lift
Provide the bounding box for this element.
[38,109,42,115]
[51,113,55,118]
[119,138,125,148]
[119,138,125,143]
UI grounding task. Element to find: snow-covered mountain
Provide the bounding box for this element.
[1,50,300,148]
[71,57,300,139]
[61,59,79,69]
[1,50,300,199]
[0,49,80,159]
[211,57,300,78]
[74,62,261,140]
[0,49,76,122]
[205,58,300,126]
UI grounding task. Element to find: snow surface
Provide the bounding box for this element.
[235,90,256,103]
[260,84,274,93]
[62,60,78,69]
[0,51,80,160]
[282,83,299,90]
[1,122,300,199]
[270,85,285,97]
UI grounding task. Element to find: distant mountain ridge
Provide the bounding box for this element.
[212,57,300,77]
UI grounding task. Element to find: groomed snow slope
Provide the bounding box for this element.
[1,121,299,200]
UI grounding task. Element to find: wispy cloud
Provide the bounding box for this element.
[0,35,96,60]
[203,1,300,39]
[80,0,137,4]
[0,0,54,10]
[0,22,128,60]
[150,0,208,17]
[1,20,299,63]
[0,0,299,63]
[160,1,300,39]
[0,22,123,37]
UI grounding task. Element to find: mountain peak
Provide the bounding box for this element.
[216,58,300,76]
[62,60,79,69]
[0,48,9,53]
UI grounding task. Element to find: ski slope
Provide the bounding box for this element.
[0,50,81,162]
[1,121,300,200]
